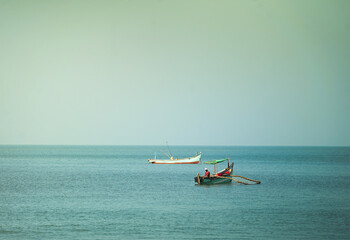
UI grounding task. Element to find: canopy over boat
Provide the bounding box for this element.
[203,159,228,164]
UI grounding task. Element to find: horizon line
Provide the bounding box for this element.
[0,144,349,147]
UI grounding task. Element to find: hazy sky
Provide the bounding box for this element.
[0,0,349,146]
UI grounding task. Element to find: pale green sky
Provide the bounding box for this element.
[0,0,349,146]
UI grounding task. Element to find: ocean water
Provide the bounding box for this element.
[0,145,349,239]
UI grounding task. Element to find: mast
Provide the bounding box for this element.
[202,161,205,175]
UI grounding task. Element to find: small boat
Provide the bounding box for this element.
[194,158,233,185]
[148,152,201,164]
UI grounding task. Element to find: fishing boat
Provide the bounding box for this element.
[148,152,201,164]
[194,158,233,185]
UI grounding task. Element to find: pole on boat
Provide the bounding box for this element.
[202,161,205,176]
[215,175,261,185]
[215,175,248,184]
[196,173,201,185]
[231,175,261,184]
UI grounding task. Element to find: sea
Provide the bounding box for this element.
[0,145,349,239]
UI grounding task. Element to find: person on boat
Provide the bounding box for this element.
[204,168,210,178]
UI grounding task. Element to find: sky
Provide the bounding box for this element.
[0,0,349,146]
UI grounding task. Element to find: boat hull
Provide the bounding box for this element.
[197,177,232,185]
[148,153,201,164]
[149,161,200,164]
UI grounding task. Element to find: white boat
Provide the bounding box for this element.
[148,152,201,164]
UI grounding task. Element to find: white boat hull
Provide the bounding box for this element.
[148,153,201,164]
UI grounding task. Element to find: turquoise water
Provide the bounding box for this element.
[1,146,349,239]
